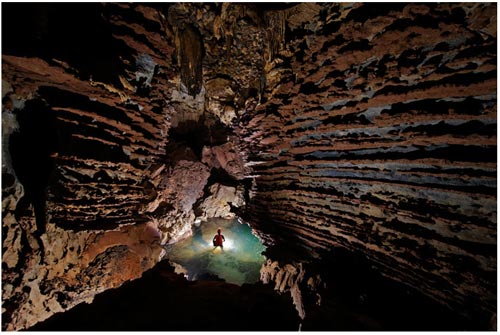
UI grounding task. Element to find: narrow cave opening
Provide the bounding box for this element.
[167,117,231,160]
[166,217,266,285]
[9,99,58,234]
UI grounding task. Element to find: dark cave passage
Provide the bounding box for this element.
[28,260,301,331]
[166,117,233,161]
[9,99,58,234]
[28,249,478,331]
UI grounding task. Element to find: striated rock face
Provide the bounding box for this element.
[1,3,247,330]
[238,2,496,326]
[2,2,497,331]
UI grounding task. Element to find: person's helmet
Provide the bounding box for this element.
[217,228,221,234]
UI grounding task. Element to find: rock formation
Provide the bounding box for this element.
[2,2,496,331]
[260,259,323,320]
[239,3,497,326]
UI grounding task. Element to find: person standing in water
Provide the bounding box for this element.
[213,228,226,250]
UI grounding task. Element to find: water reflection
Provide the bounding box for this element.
[166,218,266,285]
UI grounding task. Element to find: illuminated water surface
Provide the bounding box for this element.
[166,218,266,285]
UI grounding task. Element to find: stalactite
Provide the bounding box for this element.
[264,10,286,63]
[178,25,204,97]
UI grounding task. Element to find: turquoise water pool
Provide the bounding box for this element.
[165,218,267,285]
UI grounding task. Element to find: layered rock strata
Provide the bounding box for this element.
[2,4,175,330]
[2,3,251,330]
[239,2,497,325]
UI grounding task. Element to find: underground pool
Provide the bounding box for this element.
[165,217,267,285]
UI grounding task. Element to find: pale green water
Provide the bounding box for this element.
[165,218,266,286]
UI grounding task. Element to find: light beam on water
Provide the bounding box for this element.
[165,218,266,286]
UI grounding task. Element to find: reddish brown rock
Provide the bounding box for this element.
[202,141,248,180]
[261,259,322,320]
[142,160,211,244]
[196,183,245,222]
[240,2,496,326]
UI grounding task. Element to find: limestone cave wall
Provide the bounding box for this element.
[2,3,248,330]
[1,2,497,331]
[2,3,173,330]
[238,2,497,324]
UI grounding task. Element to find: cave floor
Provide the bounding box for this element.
[29,260,301,331]
[29,257,478,331]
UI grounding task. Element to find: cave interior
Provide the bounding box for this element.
[1,2,497,331]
